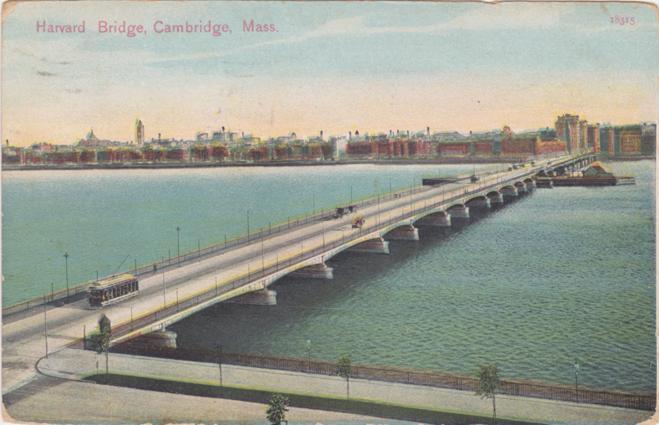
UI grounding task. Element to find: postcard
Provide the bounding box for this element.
[1,1,657,424]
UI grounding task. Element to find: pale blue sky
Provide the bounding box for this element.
[2,1,657,145]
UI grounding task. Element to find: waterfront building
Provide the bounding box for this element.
[605,126,615,156]
[437,142,470,156]
[134,119,145,145]
[641,123,657,155]
[555,114,581,153]
[579,119,589,151]
[616,124,643,155]
[587,124,601,152]
[1,146,22,164]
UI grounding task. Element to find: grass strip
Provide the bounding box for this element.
[85,373,541,425]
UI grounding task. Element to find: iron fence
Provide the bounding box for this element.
[110,345,655,411]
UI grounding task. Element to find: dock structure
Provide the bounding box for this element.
[536,160,635,186]
[2,154,597,394]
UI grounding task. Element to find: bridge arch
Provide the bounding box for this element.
[500,185,518,200]
[514,181,528,194]
[486,190,504,206]
[523,177,536,191]
[465,195,491,210]
[414,210,451,227]
[383,223,420,241]
[447,203,470,219]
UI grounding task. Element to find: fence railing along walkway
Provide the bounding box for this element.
[109,345,655,412]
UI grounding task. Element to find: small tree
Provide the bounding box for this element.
[336,354,352,400]
[266,394,289,425]
[95,314,111,375]
[476,364,501,425]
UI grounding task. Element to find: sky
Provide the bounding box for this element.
[1,1,657,146]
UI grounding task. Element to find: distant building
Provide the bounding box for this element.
[586,124,600,152]
[617,125,642,155]
[596,123,655,157]
[555,114,582,153]
[134,119,145,145]
[641,123,657,155]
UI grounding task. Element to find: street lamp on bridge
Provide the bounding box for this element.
[176,226,181,262]
[246,210,251,241]
[63,252,70,297]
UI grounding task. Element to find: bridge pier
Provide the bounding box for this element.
[227,289,277,305]
[416,211,451,227]
[289,263,334,279]
[348,237,390,254]
[515,183,528,194]
[488,192,504,207]
[385,224,420,241]
[525,180,536,191]
[501,186,518,201]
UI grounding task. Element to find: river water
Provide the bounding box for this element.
[2,161,655,392]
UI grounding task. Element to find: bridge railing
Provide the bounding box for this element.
[109,345,655,412]
[105,170,539,344]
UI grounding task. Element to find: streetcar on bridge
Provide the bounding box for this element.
[88,273,140,307]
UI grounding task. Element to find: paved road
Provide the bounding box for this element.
[24,348,652,425]
[2,156,568,395]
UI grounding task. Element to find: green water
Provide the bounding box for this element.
[2,161,655,392]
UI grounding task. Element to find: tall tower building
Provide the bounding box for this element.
[135,119,145,145]
[555,114,581,153]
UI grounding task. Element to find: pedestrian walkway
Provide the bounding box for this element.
[36,348,652,425]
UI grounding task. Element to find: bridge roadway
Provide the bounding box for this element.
[2,153,593,394]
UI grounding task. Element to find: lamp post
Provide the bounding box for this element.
[574,361,580,402]
[246,210,251,241]
[43,303,48,357]
[176,226,180,263]
[261,236,265,272]
[64,252,70,297]
[162,272,166,308]
[306,339,312,372]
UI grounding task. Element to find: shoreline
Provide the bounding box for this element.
[2,155,654,171]
[0,157,547,171]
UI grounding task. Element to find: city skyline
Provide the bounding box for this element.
[2,1,657,146]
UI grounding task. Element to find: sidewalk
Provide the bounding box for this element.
[35,348,652,425]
